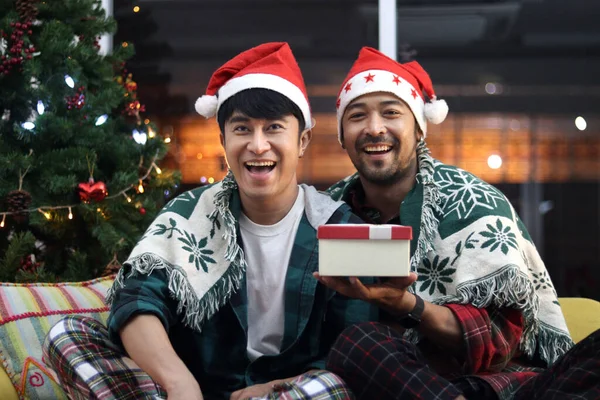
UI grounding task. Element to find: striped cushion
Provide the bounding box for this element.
[0,277,114,399]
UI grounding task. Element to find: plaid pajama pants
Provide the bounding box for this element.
[43,316,354,400]
[326,322,600,400]
[513,327,600,400]
[326,322,468,400]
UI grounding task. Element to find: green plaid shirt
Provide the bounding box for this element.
[108,187,378,399]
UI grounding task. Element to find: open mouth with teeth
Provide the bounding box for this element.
[363,145,393,155]
[245,160,277,174]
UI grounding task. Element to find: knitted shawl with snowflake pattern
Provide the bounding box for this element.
[327,141,573,365]
[107,174,345,334]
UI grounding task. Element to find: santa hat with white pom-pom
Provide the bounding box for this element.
[336,47,448,144]
[195,42,313,129]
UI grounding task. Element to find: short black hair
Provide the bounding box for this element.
[217,88,306,133]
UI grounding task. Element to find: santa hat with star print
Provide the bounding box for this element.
[336,47,448,144]
[195,42,313,129]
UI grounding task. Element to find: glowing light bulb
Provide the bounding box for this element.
[132,129,147,145]
[64,75,75,88]
[138,181,144,193]
[0,214,5,228]
[37,100,45,115]
[95,114,108,126]
[123,193,132,203]
[68,207,73,220]
[21,121,35,130]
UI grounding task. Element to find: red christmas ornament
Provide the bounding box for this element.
[139,207,146,215]
[78,178,108,202]
[126,81,137,92]
[0,18,35,76]
[65,86,86,110]
[125,100,145,117]
[20,254,41,274]
[116,71,147,117]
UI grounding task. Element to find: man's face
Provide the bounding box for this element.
[221,112,310,203]
[341,92,420,186]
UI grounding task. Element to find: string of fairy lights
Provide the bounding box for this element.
[0,153,163,228]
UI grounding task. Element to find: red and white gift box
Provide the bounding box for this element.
[318,224,413,276]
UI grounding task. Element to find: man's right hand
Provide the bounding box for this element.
[120,315,203,400]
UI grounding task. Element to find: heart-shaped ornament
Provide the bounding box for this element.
[78,179,108,202]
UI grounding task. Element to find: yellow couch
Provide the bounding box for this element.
[558,297,600,344]
[0,297,599,399]
[0,368,16,400]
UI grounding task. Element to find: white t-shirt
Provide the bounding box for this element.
[240,186,305,361]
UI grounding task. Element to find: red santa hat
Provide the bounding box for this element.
[195,42,313,128]
[336,47,448,144]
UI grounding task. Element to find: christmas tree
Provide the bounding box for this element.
[0,0,180,283]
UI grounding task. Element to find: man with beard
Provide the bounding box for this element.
[316,47,600,399]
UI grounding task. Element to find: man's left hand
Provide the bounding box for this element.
[313,272,418,315]
[230,381,278,400]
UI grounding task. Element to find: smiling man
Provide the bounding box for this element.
[314,47,592,400]
[43,43,376,400]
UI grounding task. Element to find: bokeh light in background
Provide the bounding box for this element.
[575,116,587,131]
[487,154,502,170]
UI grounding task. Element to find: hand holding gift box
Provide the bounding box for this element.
[317,224,412,277]
[315,223,419,318]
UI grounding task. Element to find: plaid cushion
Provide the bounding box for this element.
[0,277,113,399]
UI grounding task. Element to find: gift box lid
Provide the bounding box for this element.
[317,224,412,240]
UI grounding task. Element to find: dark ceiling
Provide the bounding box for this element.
[114,0,600,117]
